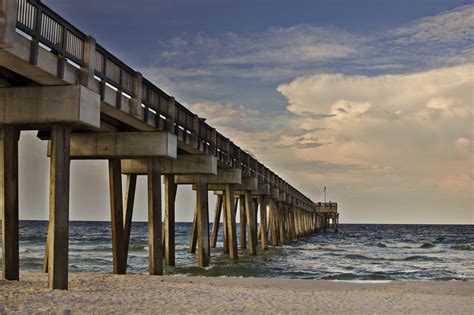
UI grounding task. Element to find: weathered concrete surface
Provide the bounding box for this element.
[0,34,79,85]
[316,202,338,213]
[176,168,241,185]
[254,183,271,196]
[272,188,280,200]
[47,125,71,290]
[1,126,19,281]
[241,177,258,191]
[65,132,177,159]
[0,0,17,48]
[121,154,217,175]
[0,85,100,129]
[207,176,258,192]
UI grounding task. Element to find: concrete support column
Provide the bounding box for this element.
[210,195,223,248]
[279,205,286,244]
[147,158,163,275]
[222,196,229,254]
[123,174,137,266]
[259,198,268,250]
[0,0,18,49]
[196,176,210,267]
[286,208,292,241]
[244,191,257,255]
[269,199,279,246]
[224,185,238,260]
[252,197,258,230]
[164,175,177,266]
[108,159,126,274]
[239,195,247,249]
[192,115,200,149]
[1,126,19,281]
[47,125,71,290]
[79,36,96,89]
[296,210,301,237]
[166,97,176,133]
[189,205,198,253]
[130,72,143,117]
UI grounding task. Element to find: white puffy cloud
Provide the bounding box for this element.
[276,64,473,189]
[192,64,473,223]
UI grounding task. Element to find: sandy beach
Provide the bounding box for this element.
[0,272,472,314]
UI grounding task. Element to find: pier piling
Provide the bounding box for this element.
[47,125,71,290]
[210,195,223,248]
[123,174,137,267]
[244,191,257,255]
[164,175,177,266]
[109,159,126,274]
[196,176,210,267]
[224,184,238,260]
[147,158,163,275]
[259,198,268,250]
[239,195,247,249]
[1,126,19,281]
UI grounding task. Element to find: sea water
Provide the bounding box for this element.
[1,221,473,281]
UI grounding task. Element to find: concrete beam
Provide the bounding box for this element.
[254,183,271,196]
[121,154,217,175]
[176,168,241,185]
[0,85,100,129]
[65,132,176,159]
[205,176,257,192]
[0,0,17,49]
[242,176,258,191]
[272,188,280,200]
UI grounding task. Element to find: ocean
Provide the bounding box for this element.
[1,221,473,281]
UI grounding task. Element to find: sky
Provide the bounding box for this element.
[19,0,473,223]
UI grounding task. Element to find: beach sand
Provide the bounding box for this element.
[1,272,473,314]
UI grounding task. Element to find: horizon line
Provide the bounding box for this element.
[10,219,474,226]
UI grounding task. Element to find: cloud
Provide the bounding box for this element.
[276,64,473,192]
[141,24,366,89]
[140,4,474,110]
[391,5,474,45]
[277,64,472,119]
[192,64,473,197]
[456,137,471,147]
[190,101,333,160]
[161,25,362,67]
[141,6,473,222]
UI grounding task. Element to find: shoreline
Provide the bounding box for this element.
[1,272,473,314]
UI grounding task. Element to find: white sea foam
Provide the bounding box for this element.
[332,280,392,284]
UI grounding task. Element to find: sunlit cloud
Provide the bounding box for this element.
[192,64,473,215]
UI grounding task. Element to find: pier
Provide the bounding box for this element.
[0,0,339,290]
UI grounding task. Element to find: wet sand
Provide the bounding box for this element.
[1,272,473,314]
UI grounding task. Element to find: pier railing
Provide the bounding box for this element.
[15,0,316,211]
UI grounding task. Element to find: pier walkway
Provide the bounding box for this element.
[0,0,338,289]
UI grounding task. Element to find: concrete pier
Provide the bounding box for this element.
[0,0,341,290]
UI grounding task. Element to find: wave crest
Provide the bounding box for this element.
[451,244,473,251]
